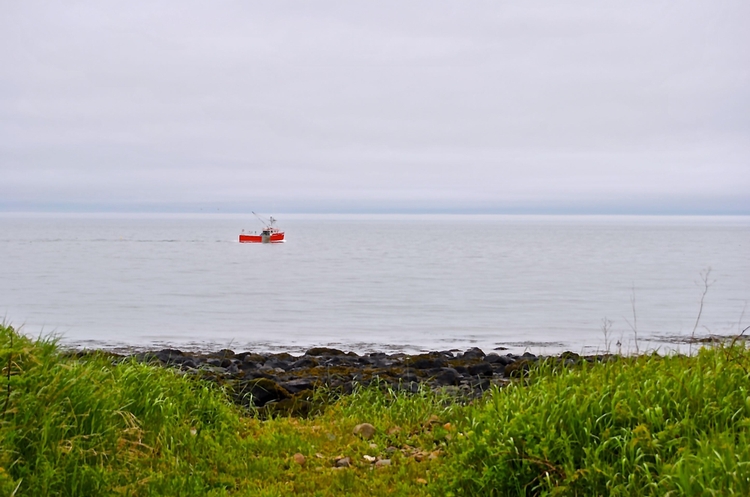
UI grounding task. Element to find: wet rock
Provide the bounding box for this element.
[470,378,491,391]
[119,344,597,416]
[323,355,360,366]
[491,364,506,376]
[306,347,347,356]
[491,354,517,366]
[467,362,493,377]
[353,423,376,439]
[155,348,185,363]
[282,378,317,394]
[483,353,502,363]
[406,354,447,369]
[400,372,418,383]
[234,378,291,407]
[451,365,468,374]
[289,357,319,370]
[239,360,259,371]
[237,352,266,364]
[462,347,486,360]
[216,349,235,359]
[505,359,533,378]
[431,367,461,386]
[180,358,198,369]
[263,359,291,371]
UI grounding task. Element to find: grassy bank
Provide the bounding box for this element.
[1,323,749,496]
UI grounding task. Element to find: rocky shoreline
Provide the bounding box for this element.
[83,346,612,415]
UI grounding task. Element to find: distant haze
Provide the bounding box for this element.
[1,1,748,214]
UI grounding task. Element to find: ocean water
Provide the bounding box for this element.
[1,213,748,356]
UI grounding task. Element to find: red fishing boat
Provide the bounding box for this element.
[239,213,285,243]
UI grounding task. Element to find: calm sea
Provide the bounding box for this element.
[1,214,748,355]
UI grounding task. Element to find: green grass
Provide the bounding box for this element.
[2,322,749,496]
[439,351,750,496]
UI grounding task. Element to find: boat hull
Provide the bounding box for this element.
[239,232,285,243]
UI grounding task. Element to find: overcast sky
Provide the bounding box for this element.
[1,1,748,214]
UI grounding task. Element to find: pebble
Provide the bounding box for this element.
[353,422,376,440]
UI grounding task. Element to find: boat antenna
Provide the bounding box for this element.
[252,211,269,227]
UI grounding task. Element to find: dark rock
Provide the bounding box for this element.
[522,352,537,360]
[491,355,517,366]
[180,359,198,369]
[491,364,506,376]
[282,378,318,394]
[406,354,447,369]
[323,355,360,367]
[483,353,503,363]
[468,362,493,377]
[207,358,222,367]
[238,353,267,364]
[560,351,581,362]
[289,357,319,370]
[220,358,233,368]
[305,347,346,356]
[431,367,460,386]
[264,359,292,371]
[470,378,492,391]
[132,352,158,363]
[155,349,184,363]
[270,352,296,362]
[234,378,291,407]
[239,360,259,371]
[216,349,235,359]
[401,372,418,383]
[505,359,533,378]
[462,347,486,360]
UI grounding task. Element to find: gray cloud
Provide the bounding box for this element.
[1,1,748,213]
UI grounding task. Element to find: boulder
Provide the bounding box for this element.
[467,362,493,376]
[431,367,460,386]
[289,357,319,370]
[305,347,347,356]
[234,378,291,407]
[485,354,516,366]
[462,347,486,360]
[282,378,317,394]
[405,354,447,369]
[155,349,184,363]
